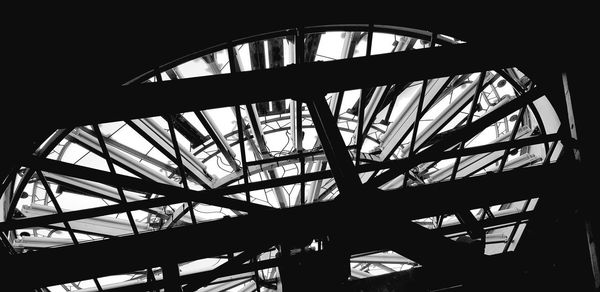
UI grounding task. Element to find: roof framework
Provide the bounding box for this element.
[0,23,590,292]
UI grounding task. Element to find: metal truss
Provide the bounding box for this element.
[0,24,582,291]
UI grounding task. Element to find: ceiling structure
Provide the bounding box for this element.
[1,4,597,292]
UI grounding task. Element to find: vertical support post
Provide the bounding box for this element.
[561,73,580,161]
[356,90,365,166]
[355,25,373,167]
[294,28,306,206]
[297,101,305,205]
[235,106,251,202]
[162,264,182,292]
[295,27,304,64]
[228,45,251,203]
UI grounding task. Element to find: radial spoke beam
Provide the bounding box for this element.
[68,127,178,186]
[411,72,497,155]
[351,253,413,264]
[21,203,149,237]
[368,85,545,187]
[100,132,178,174]
[426,126,532,182]
[378,77,452,161]
[127,118,214,188]
[194,110,239,171]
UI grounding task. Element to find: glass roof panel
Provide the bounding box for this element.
[0,24,567,291]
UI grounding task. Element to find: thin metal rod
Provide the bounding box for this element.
[235,106,250,202]
[333,91,345,120]
[166,116,197,225]
[36,171,79,244]
[356,90,365,166]
[0,165,19,198]
[7,133,558,233]
[5,169,35,224]
[449,71,486,181]
[542,138,559,165]
[502,198,532,253]
[95,124,163,284]
[527,103,550,153]
[444,72,487,240]
[295,27,304,64]
[404,79,428,186]
[244,144,356,167]
[366,24,374,57]
[497,107,526,173]
[194,111,239,170]
[294,30,306,206]
[38,170,104,291]
[298,101,305,205]
[502,139,556,253]
[92,124,139,235]
[1,229,17,255]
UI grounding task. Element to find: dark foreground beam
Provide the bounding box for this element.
[31,43,549,132]
[4,163,570,289]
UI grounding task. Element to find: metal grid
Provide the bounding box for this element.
[0,24,577,292]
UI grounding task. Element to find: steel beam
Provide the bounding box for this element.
[10,165,568,285]
[368,85,545,187]
[354,35,413,149]
[289,101,302,152]
[32,42,554,131]
[426,126,532,182]
[21,203,149,236]
[350,268,371,279]
[100,132,178,174]
[409,72,496,155]
[244,103,288,208]
[7,163,569,288]
[359,133,557,175]
[68,127,178,186]
[6,157,272,230]
[72,272,254,292]
[93,124,140,234]
[378,77,451,160]
[7,128,557,233]
[306,96,361,195]
[127,118,214,188]
[182,247,267,292]
[12,236,73,249]
[351,253,412,264]
[194,111,239,171]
